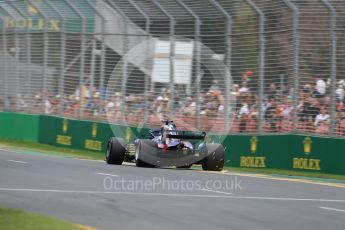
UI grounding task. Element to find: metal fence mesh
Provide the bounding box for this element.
[0,0,344,137]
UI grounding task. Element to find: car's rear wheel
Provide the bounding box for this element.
[135,140,155,168]
[106,137,126,165]
[202,144,224,171]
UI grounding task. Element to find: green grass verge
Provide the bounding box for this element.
[0,139,344,181]
[0,139,104,161]
[0,207,85,230]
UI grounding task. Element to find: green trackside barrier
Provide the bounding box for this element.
[0,112,39,142]
[36,115,345,174]
[289,135,345,175]
[1,112,345,175]
[223,134,345,175]
[222,135,291,170]
[38,115,150,152]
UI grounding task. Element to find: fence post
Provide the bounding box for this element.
[244,0,265,134]
[85,0,106,114]
[320,0,337,136]
[107,1,129,124]
[65,1,86,119]
[3,4,20,111]
[282,0,300,134]
[175,0,202,130]
[28,0,49,114]
[0,14,4,110]
[127,0,152,126]
[208,0,232,133]
[1,5,22,111]
[44,1,65,116]
[0,7,9,110]
[151,0,176,121]
[8,3,32,113]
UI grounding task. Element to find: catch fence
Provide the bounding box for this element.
[0,0,344,137]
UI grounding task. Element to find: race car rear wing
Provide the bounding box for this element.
[166,131,206,140]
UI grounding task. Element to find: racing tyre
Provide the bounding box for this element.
[106,137,126,165]
[135,140,155,168]
[202,144,224,171]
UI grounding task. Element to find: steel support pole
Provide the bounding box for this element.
[0,12,8,110]
[3,5,20,111]
[151,0,176,120]
[107,1,129,124]
[12,11,20,111]
[85,0,106,106]
[127,0,151,125]
[28,0,49,114]
[9,3,31,112]
[175,0,202,130]
[45,1,65,116]
[282,0,300,134]
[90,39,96,94]
[208,0,232,133]
[14,32,20,111]
[244,0,265,134]
[0,6,13,111]
[0,5,18,111]
[320,0,337,135]
[65,1,87,119]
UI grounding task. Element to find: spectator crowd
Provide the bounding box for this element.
[1,71,345,136]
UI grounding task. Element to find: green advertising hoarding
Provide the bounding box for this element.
[0,112,39,141]
[222,135,291,169]
[223,134,345,175]
[1,112,345,175]
[289,135,345,175]
[38,115,150,152]
[39,115,112,152]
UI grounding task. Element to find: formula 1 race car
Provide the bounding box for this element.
[105,120,224,171]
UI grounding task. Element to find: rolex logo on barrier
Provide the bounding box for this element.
[240,136,266,168]
[56,118,71,146]
[292,137,320,171]
[84,123,102,151]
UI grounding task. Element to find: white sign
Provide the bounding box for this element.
[152,40,194,85]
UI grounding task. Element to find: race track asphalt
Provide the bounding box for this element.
[0,149,344,230]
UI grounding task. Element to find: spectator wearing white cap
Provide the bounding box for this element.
[315,78,326,96]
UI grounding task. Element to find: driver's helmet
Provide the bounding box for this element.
[163,123,177,135]
[162,121,178,144]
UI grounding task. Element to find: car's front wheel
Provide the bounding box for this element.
[106,137,126,165]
